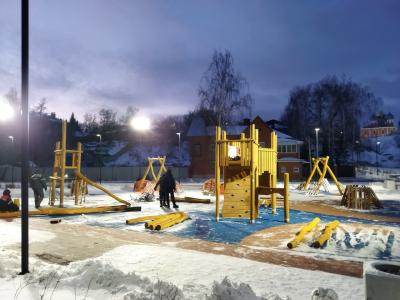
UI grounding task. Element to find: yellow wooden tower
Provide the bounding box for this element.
[215,124,290,223]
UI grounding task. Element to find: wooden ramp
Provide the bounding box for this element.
[222,168,251,218]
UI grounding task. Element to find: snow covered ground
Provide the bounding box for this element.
[1,179,399,299]
[0,222,362,299]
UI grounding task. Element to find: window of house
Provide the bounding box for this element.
[294,167,300,173]
[280,166,286,173]
[278,145,282,152]
[193,144,201,157]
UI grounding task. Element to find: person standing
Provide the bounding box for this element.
[154,173,168,207]
[0,189,19,212]
[164,169,179,209]
[30,171,47,208]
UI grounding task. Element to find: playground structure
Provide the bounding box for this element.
[300,156,344,195]
[133,156,167,193]
[49,120,131,207]
[126,212,188,230]
[215,124,290,223]
[341,185,383,209]
[287,217,340,249]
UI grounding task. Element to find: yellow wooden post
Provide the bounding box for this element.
[249,124,256,222]
[271,132,277,214]
[50,141,60,206]
[303,158,319,190]
[315,156,329,192]
[74,142,82,205]
[284,172,290,223]
[325,165,345,195]
[60,120,67,207]
[215,126,221,221]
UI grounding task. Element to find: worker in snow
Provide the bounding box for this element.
[0,189,19,212]
[30,171,47,208]
[154,173,168,207]
[164,169,179,209]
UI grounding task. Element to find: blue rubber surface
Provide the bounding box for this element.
[171,207,400,244]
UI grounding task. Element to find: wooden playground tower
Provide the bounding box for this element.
[302,156,344,195]
[50,120,130,207]
[215,124,290,223]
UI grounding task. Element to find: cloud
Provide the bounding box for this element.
[1,0,400,122]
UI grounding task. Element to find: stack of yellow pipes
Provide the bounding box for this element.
[126,212,188,231]
[287,218,340,249]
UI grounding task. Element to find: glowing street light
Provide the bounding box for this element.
[130,116,151,131]
[315,128,320,158]
[0,98,14,121]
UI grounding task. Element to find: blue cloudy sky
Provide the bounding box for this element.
[0,1,399,121]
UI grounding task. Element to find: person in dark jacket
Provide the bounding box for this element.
[30,172,47,208]
[154,174,167,207]
[163,169,179,208]
[0,189,19,212]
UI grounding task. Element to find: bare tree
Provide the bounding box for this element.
[99,108,118,132]
[82,113,99,133]
[33,98,47,115]
[119,105,138,125]
[198,50,253,126]
[281,75,383,165]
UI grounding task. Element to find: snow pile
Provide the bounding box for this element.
[207,278,286,300]
[310,288,338,300]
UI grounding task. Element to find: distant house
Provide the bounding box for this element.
[187,116,306,180]
[360,112,397,139]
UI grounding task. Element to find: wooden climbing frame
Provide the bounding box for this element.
[302,156,344,195]
[141,156,167,182]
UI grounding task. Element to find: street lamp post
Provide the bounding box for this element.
[176,132,181,183]
[376,140,381,168]
[8,136,15,185]
[96,134,102,183]
[355,140,359,167]
[315,128,320,158]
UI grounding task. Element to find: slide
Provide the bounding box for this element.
[76,173,130,206]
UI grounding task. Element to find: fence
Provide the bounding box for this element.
[355,166,400,180]
[0,165,188,183]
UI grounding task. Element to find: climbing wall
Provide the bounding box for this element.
[222,167,252,218]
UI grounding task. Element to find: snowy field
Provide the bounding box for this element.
[1,179,399,299]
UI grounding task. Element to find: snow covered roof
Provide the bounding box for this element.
[275,130,303,145]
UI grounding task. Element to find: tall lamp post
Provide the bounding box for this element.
[355,140,360,167]
[376,140,381,168]
[96,134,102,183]
[8,136,15,185]
[21,0,30,275]
[315,128,320,158]
[176,132,181,183]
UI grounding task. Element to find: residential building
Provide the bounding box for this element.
[187,116,306,180]
[360,112,397,139]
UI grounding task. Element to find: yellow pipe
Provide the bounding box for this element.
[76,172,130,206]
[287,217,320,249]
[313,220,340,248]
[146,212,184,230]
[156,214,189,230]
[0,205,136,218]
[126,214,170,225]
[284,173,290,223]
[303,158,319,191]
